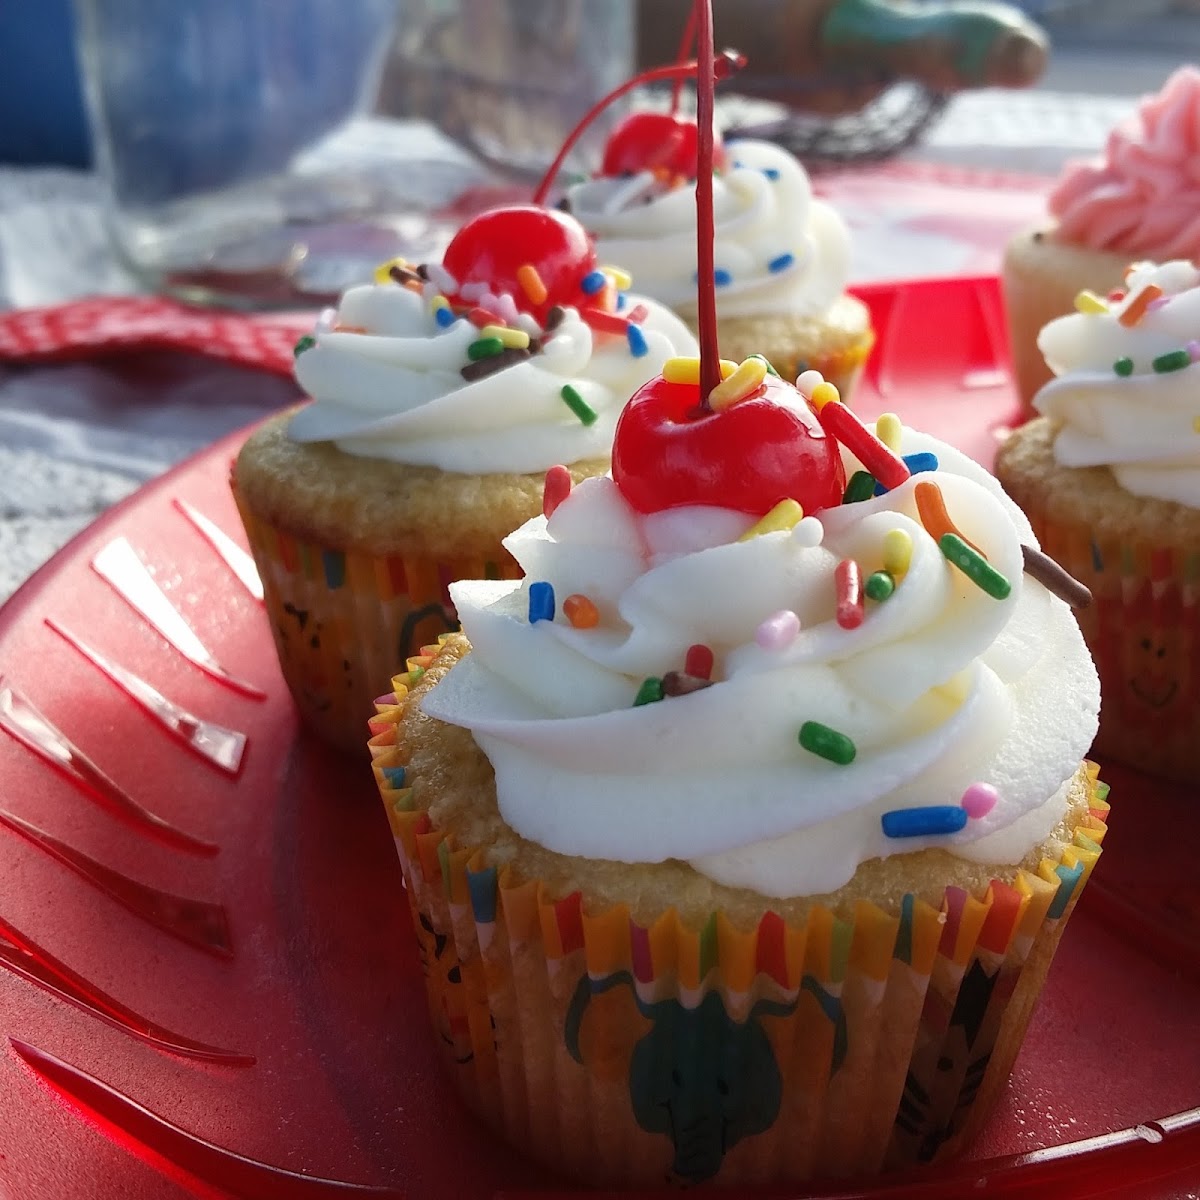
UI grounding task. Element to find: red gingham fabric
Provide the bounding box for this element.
[0,297,313,377]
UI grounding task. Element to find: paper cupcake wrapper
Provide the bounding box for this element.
[1026,508,1200,781]
[368,643,1110,1187]
[232,490,520,754]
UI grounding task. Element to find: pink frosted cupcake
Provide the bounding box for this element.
[1003,66,1200,416]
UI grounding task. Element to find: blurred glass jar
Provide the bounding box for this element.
[73,0,633,308]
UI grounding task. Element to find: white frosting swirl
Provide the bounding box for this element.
[566,140,851,320]
[422,430,1099,898]
[1036,259,1200,507]
[288,283,698,474]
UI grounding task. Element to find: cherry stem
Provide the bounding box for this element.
[531,51,745,207]
[670,5,699,115]
[695,0,721,403]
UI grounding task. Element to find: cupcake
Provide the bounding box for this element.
[232,205,698,753]
[1003,66,1200,417]
[996,257,1200,782]
[560,120,873,397]
[369,359,1106,1186]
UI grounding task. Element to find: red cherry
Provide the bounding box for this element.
[600,111,726,180]
[441,205,597,320]
[612,373,846,517]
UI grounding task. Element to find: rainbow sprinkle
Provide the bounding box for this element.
[940,533,1011,599]
[528,581,555,623]
[516,263,547,305]
[560,384,598,426]
[563,594,599,628]
[865,570,895,601]
[798,721,856,765]
[960,782,998,819]
[881,806,967,838]
[1153,349,1191,373]
[580,270,607,295]
[634,677,665,706]
[756,609,800,650]
[768,253,794,273]
[1113,357,1134,377]
[626,324,649,357]
[739,497,803,540]
[293,335,315,357]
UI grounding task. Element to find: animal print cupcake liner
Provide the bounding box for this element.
[368,644,1110,1188]
[232,490,519,755]
[1020,506,1200,783]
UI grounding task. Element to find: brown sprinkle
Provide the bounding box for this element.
[662,671,715,697]
[389,263,423,287]
[544,305,567,332]
[460,346,531,381]
[1021,544,1092,609]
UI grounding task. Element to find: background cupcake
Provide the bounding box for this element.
[997,257,1200,782]
[233,205,697,753]
[369,361,1105,1186]
[564,133,873,397]
[1003,66,1200,417]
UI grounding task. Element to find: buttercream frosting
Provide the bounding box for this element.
[1049,66,1200,259]
[566,139,851,320]
[423,427,1099,898]
[1036,258,1200,508]
[289,283,698,475]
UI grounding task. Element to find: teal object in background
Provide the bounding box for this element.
[0,0,91,165]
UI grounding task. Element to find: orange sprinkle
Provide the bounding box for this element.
[563,594,599,629]
[914,480,984,556]
[333,323,367,334]
[516,264,547,306]
[1118,284,1162,327]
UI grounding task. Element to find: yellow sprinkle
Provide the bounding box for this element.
[719,358,738,379]
[663,356,701,385]
[738,498,804,541]
[709,356,770,411]
[875,412,903,452]
[882,528,913,576]
[810,380,841,411]
[516,263,548,305]
[601,265,633,291]
[430,295,449,312]
[373,256,409,285]
[1074,289,1109,315]
[482,324,530,350]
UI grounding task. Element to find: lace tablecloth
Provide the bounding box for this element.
[0,88,1137,602]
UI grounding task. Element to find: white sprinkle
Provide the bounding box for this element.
[792,516,824,548]
[425,263,458,294]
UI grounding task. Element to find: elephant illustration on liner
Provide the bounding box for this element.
[565,970,847,1184]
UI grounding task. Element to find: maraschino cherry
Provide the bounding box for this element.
[610,0,844,519]
[441,205,597,322]
[600,111,727,180]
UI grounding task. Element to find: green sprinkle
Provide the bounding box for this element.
[842,470,877,504]
[293,335,316,357]
[1152,349,1191,373]
[746,353,780,377]
[560,383,598,426]
[798,721,856,765]
[467,336,505,361]
[939,533,1011,599]
[633,677,664,706]
[1113,356,1134,377]
[865,570,895,601]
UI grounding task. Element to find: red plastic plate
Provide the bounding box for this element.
[1,276,1198,1200]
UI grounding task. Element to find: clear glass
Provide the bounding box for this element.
[73,0,633,308]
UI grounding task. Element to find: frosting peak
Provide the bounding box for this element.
[423,426,1098,898]
[1036,259,1200,508]
[1049,67,1200,259]
[288,277,698,475]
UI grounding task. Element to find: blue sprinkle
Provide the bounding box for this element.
[762,167,780,181]
[768,252,795,274]
[616,291,627,310]
[626,323,649,358]
[881,806,968,839]
[714,268,733,287]
[528,581,555,623]
[580,270,607,295]
[380,765,407,789]
[874,452,940,495]
[731,160,744,170]
[435,306,456,328]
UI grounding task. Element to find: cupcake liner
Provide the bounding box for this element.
[1024,506,1200,782]
[232,490,520,754]
[368,645,1110,1187]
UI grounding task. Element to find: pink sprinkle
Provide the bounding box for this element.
[542,465,573,518]
[961,782,998,820]
[1187,340,1200,363]
[1147,295,1171,313]
[755,609,800,650]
